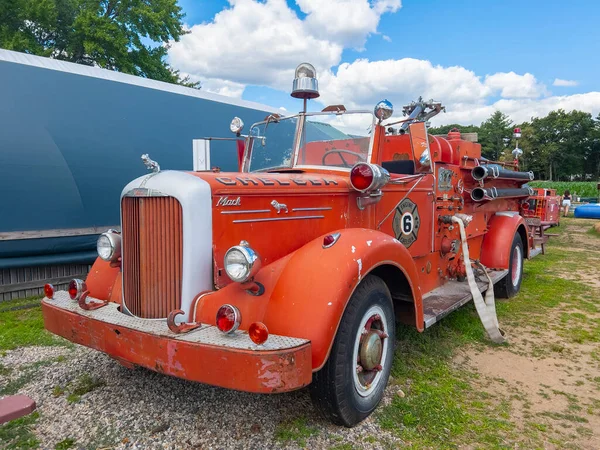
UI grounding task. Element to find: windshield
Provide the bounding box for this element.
[247,111,373,172]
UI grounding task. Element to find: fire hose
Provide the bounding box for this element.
[451,215,506,344]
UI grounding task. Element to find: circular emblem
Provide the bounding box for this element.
[392,199,420,247]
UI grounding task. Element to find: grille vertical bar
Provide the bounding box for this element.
[122,196,183,318]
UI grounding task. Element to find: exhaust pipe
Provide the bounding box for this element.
[471,186,534,202]
[472,164,534,182]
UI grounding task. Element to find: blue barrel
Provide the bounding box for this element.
[574,204,600,219]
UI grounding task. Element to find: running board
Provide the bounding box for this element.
[529,247,543,259]
[422,270,508,328]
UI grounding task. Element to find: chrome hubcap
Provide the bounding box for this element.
[353,306,389,397]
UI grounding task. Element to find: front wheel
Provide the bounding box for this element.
[494,233,524,298]
[309,275,395,427]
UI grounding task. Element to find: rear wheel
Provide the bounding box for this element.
[494,233,524,298]
[309,275,395,427]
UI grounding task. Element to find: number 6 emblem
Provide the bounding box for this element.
[392,199,420,247]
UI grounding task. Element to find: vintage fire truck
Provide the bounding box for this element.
[42,63,540,427]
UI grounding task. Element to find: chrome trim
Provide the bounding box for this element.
[220,210,270,215]
[123,188,168,197]
[97,231,121,262]
[216,304,242,334]
[292,207,332,212]
[141,154,160,173]
[322,232,341,249]
[233,215,324,224]
[224,244,261,283]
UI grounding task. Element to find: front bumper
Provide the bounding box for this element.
[42,292,312,393]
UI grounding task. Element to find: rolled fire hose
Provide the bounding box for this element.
[451,215,506,344]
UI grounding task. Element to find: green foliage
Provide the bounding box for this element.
[529,181,599,198]
[519,110,600,180]
[0,297,68,350]
[274,417,319,447]
[0,0,197,87]
[479,111,513,160]
[55,438,76,450]
[428,123,480,136]
[0,411,40,450]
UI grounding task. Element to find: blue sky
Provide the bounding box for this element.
[171,0,600,125]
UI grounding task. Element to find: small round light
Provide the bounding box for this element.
[224,244,261,283]
[97,231,121,262]
[350,164,374,191]
[249,322,269,345]
[230,116,244,135]
[216,304,241,334]
[68,279,86,300]
[44,283,54,299]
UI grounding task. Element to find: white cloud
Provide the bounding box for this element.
[169,0,400,96]
[168,0,600,126]
[553,78,578,87]
[484,72,546,99]
[382,34,392,42]
[297,0,401,48]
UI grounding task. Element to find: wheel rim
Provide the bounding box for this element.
[352,305,389,397]
[511,246,522,287]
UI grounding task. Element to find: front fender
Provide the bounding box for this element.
[480,212,528,269]
[263,228,422,370]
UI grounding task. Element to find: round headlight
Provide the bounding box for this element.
[230,116,244,135]
[97,231,121,262]
[224,244,261,283]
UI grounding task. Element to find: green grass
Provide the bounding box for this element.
[54,437,76,449]
[0,411,40,449]
[0,296,68,351]
[529,181,599,198]
[0,357,67,396]
[376,217,600,449]
[65,373,106,403]
[274,417,319,447]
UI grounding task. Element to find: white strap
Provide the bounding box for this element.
[451,216,506,344]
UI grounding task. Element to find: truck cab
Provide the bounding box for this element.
[42,63,535,427]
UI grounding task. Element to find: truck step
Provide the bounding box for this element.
[422,269,508,328]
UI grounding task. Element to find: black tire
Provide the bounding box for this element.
[494,233,524,299]
[309,275,395,427]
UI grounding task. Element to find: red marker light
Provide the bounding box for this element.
[68,279,86,300]
[216,304,241,334]
[249,322,269,345]
[323,235,335,246]
[350,163,374,191]
[44,283,54,299]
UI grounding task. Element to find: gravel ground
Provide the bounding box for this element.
[1,345,403,449]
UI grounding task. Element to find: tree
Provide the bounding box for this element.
[428,123,480,136]
[0,0,197,87]
[519,110,597,180]
[478,111,513,160]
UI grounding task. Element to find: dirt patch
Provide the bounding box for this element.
[455,334,600,450]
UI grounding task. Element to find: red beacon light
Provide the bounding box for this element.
[350,163,390,193]
[216,304,241,334]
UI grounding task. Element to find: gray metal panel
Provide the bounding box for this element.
[0,50,275,259]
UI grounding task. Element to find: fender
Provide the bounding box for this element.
[480,212,529,269]
[85,258,122,303]
[263,228,422,371]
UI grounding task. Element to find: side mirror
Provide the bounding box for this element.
[408,122,432,172]
[374,99,393,122]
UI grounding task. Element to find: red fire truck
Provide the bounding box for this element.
[43,63,540,427]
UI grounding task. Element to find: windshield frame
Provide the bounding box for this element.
[243,110,376,173]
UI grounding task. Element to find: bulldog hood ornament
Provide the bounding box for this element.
[141,154,160,173]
